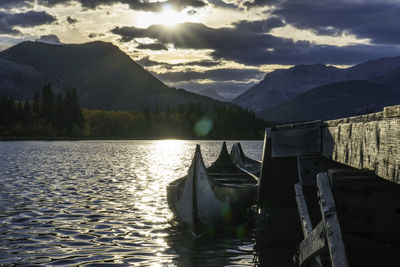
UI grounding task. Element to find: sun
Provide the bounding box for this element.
[136,5,199,28]
[157,5,182,26]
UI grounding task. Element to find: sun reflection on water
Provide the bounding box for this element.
[0,140,262,266]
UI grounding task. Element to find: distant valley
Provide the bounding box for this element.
[183,87,227,102]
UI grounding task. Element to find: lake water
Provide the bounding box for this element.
[0,140,263,266]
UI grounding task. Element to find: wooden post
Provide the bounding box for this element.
[257,128,272,207]
[317,172,349,267]
[294,183,323,267]
[257,128,302,247]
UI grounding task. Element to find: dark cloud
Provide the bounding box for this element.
[111,21,400,66]
[0,11,56,34]
[137,56,220,68]
[112,23,400,65]
[137,56,160,67]
[37,0,206,12]
[67,16,78,24]
[185,60,220,67]
[264,0,400,45]
[153,68,263,82]
[35,34,62,44]
[232,17,285,33]
[0,0,33,9]
[136,42,168,50]
[111,22,279,49]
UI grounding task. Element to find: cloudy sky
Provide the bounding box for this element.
[1,0,399,99]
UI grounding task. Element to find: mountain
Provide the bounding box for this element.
[347,56,400,80]
[233,64,348,111]
[257,80,400,123]
[368,68,400,92]
[234,56,400,111]
[0,41,216,110]
[184,87,227,102]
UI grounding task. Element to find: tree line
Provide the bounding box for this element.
[84,102,265,139]
[0,84,265,139]
[0,83,84,137]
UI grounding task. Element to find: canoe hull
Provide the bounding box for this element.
[167,144,258,235]
[230,142,261,176]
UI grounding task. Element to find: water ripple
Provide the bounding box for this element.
[0,140,262,266]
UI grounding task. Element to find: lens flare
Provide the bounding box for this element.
[194,118,213,137]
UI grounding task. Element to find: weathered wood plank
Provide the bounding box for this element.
[317,172,349,267]
[271,128,321,158]
[384,104,400,118]
[294,183,324,267]
[297,153,344,186]
[294,183,314,236]
[257,129,303,247]
[274,120,323,131]
[344,233,400,267]
[258,129,300,208]
[296,220,326,267]
[324,112,383,127]
[327,170,400,233]
[321,116,400,183]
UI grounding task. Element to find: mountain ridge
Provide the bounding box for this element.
[257,80,400,122]
[0,41,217,111]
[233,56,400,111]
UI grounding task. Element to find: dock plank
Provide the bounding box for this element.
[321,114,400,183]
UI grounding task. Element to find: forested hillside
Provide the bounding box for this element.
[0,84,265,139]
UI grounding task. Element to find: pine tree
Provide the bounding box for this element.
[70,88,84,128]
[32,91,41,120]
[22,100,33,127]
[41,83,55,125]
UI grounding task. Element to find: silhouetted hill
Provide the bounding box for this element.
[0,41,216,110]
[257,80,400,122]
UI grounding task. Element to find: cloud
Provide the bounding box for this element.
[111,22,280,49]
[136,42,168,50]
[67,16,78,24]
[232,17,285,33]
[0,11,56,34]
[153,68,263,82]
[36,0,206,12]
[0,0,33,9]
[35,34,62,44]
[111,21,400,66]
[137,56,220,68]
[263,0,400,45]
[136,56,160,67]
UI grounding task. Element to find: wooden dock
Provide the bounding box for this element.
[255,105,400,266]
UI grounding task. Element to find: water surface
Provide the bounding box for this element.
[0,140,263,266]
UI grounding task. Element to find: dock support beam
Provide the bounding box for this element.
[256,129,302,259]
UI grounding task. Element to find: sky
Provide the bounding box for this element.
[1,0,400,99]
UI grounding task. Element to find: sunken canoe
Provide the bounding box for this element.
[167,142,258,236]
[230,142,262,176]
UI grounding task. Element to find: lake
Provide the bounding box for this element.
[0,140,263,266]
